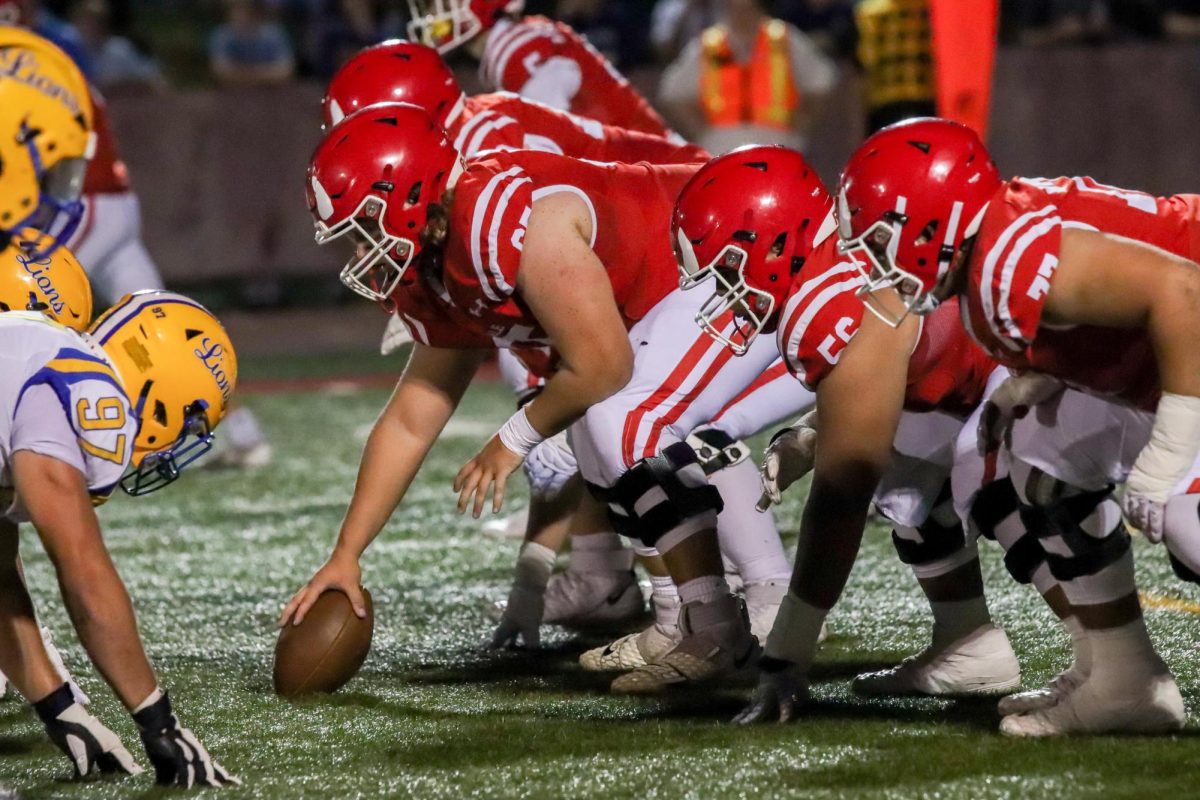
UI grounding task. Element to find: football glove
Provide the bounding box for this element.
[977,373,1064,455]
[757,412,817,512]
[132,691,240,788]
[488,542,555,649]
[33,683,142,778]
[523,431,577,500]
[732,657,809,724]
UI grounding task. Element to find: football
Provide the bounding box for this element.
[274,588,374,697]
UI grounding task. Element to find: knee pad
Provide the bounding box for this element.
[1014,468,1129,583]
[971,479,1045,585]
[1164,494,1200,585]
[685,428,750,475]
[890,483,969,572]
[601,441,723,550]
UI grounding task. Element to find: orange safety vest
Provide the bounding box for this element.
[699,20,798,130]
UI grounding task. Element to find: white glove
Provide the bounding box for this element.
[1123,393,1200,542]
[488,542,555,649]
[732,657,809,724]
[523,431,577,499]
[489,582,545,649]
[133,690,240,788]
[757,411,818,512]
[977,373,1064,455]
[1122,491,1166,542]
[34,683,143,778]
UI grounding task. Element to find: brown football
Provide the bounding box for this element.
[274,588,374,697]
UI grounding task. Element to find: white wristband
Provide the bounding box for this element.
[497,406,545,459]
[1128,393,1200,502]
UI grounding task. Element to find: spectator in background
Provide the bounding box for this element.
[651,0,718,63]
[0,0,94,78]
[854,0,936,133]
[306,0,403,79]
[556,0,650,68]
[71,0,166,92]
[210,0,295,86]
[658,0,836,155]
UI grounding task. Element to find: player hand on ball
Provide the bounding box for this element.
[455,434,525,518]
[732,657,809,724]
[279,552,367,626]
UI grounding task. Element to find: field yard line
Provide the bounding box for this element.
[1139,591,1200,615]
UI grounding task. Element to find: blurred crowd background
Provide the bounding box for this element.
[34,0,1200,91]
[17,0,1200,356]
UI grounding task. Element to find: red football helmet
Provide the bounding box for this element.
[837,117,1001,326]
[306,102,464,303]
[322,40,465,130]
[674,145,835,354]
[406,0,525,53]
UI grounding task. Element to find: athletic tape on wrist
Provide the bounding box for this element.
[763,592,827,672]
[1128,393,1200,500]
[497,406,546,459]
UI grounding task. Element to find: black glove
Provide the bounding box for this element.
[132,691,240,788]
[34,682,143,777]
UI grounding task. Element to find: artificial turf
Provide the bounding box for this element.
[2,362,1199,799]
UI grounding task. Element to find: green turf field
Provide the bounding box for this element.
[3,363,1200,799]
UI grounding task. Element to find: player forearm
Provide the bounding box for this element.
[1147,262,1200,399]
[524,356,631,439]
[335,345,485,560]
[334,414,436,561]
[789,469,877,608]
[0,525,62,702]
[55,557,157,710]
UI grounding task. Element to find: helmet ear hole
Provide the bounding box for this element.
[769,232,787,258]
[916,219,939,245]
[153,399,168,427]
[406,181,423,206]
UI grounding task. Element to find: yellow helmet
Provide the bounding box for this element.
[0,26,95,257]
[0,228,92,329]
[89,290,239,495]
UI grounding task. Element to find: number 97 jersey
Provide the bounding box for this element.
[0,312,137,520]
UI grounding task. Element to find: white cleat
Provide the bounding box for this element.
[41,627,89,706]
[481,508,528,540]
[853,624,1021,697]
[610,595,760,694]
[1000,673,1185,737]
[542,570,645,629]
[997,666,1085,716]
[579,623,680,672]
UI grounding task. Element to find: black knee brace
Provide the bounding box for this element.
[601,441,724,546]
[1018,485,1130,582]
[890,483,967,566]
[972,479,1044,585]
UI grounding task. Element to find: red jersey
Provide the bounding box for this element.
[454,92,709,164]
[386,268,559,378]
[83,87,130,195]
[439,150,697,345]
[778,240,996,415]
[964,176,1200,410]
[480,16,674,139]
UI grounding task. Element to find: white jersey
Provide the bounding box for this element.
[0,312,137,520]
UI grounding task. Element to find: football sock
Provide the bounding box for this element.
[709,460,790,584]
